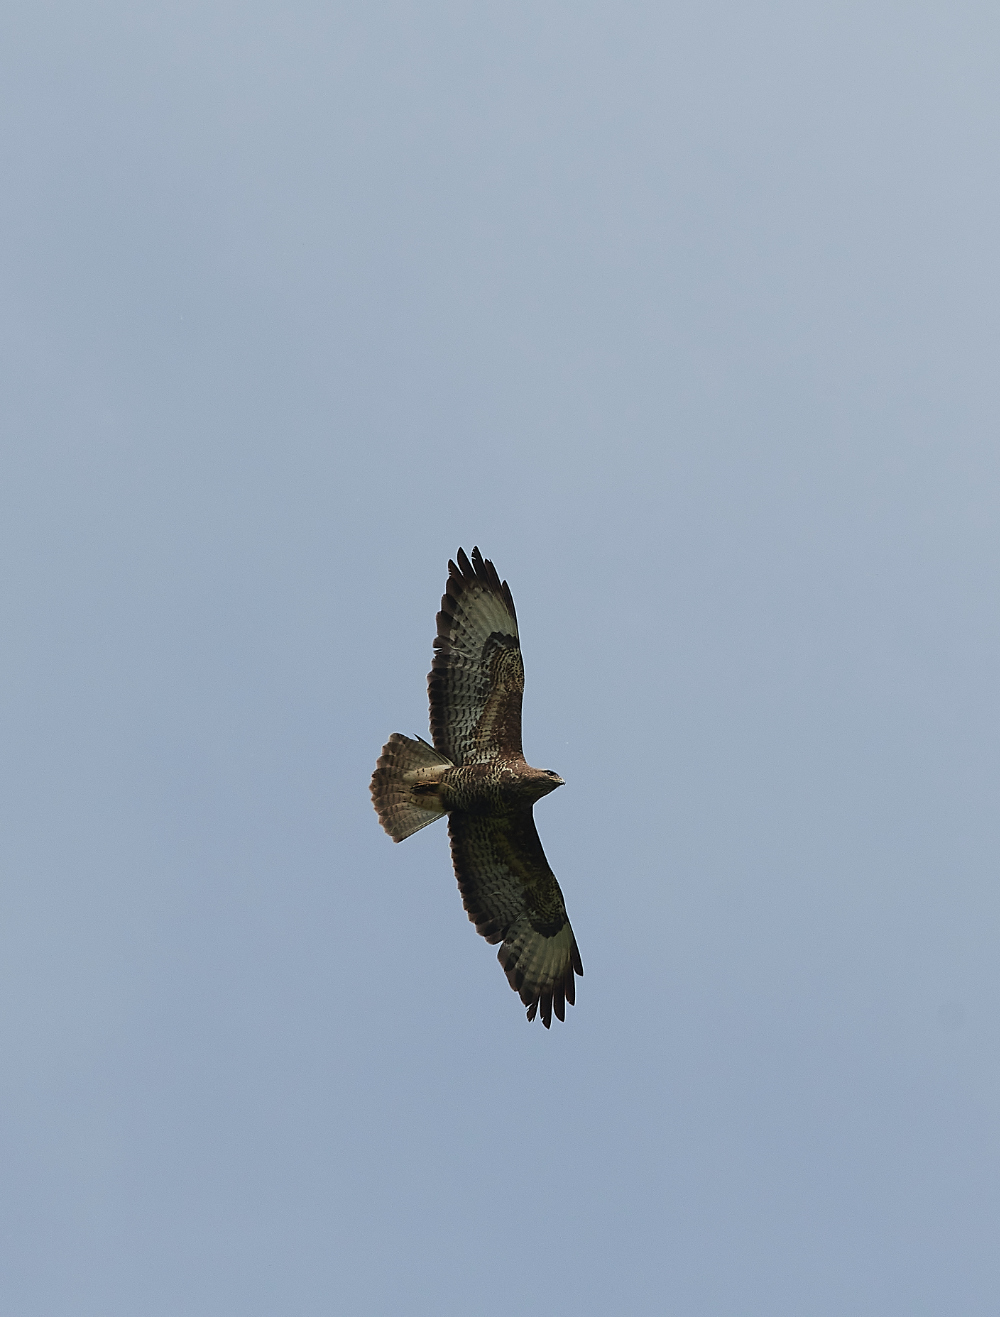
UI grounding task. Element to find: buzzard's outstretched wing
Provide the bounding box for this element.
[429,547,523,765]
[448,808,583,1028]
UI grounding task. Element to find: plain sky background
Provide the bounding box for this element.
[2,2,999,1313]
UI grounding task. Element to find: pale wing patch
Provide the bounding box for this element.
[498,917,582,1028]
[445,583,519,659]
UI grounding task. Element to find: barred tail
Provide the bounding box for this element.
[370,734,453,842]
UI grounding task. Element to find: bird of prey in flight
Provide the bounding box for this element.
[371,548,582,1027]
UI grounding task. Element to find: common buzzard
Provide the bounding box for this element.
[371,548,582,1027]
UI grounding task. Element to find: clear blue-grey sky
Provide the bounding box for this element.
[2,3,999,1313]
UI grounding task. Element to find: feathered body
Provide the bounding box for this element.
[371,547,582,1027]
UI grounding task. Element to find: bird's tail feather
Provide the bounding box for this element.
[371,734,452,841]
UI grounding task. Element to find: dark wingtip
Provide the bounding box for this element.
[539,991,553,1028]
[455,546,473,578]
[572,941,584,976]
[449,545,516,625]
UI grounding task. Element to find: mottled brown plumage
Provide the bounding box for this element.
[371,547,582,1027]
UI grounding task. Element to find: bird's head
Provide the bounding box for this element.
[534,767,565,798]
